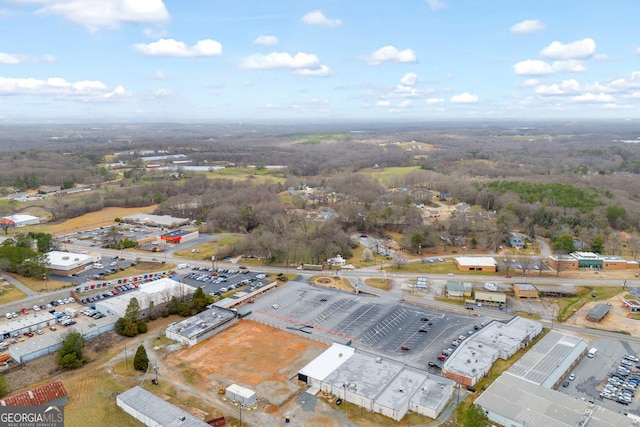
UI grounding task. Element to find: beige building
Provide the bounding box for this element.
[513,283,539,299]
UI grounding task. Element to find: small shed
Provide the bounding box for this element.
[623,299,640,313]
[586,304,610,322]
[225,384,257,407]
[513,283,539,300]
[446,281,472,298]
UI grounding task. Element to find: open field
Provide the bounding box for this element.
[30,206,157,236]
[9,273,70,292]
[173,235,242,261]
[0,283,26,303]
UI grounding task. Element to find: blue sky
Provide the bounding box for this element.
[2,0,640,122]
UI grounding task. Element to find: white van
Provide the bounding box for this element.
[588,348,598,358]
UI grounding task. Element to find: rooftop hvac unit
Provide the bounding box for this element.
[472,368,476,373]
[62,256,70,260]
[467,359,471,363]
[375,357,382,363]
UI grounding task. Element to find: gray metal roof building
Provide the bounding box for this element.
[117,386,210,427]
[586,304,610,322]
[0,312,57,339]
[165,306,237,346]
[508,330,587,388]
[475,330,629,427]
[476,374,633,427]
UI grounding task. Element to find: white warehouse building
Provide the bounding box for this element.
[95,278,196,319]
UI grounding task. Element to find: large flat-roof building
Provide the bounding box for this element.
[298,343,453,421]
[474,330,630,427]
[548,251,638,271]
[117,386,210,427]
[122,213,190,229]
[442,317,543,386]
[46,250,100,276]
[95,278,195,318]
[165,306,237,346]
[454,256,497,272]
[2,214,40,228]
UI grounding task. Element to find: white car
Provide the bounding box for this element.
[272,304,280,309]
[4,313,11,319]
[32,305,40,311]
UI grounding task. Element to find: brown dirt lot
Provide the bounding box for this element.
[565,291,640,335]
[166,320,328,406]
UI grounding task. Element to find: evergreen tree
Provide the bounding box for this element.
[459,403,490,427]
[56,333,85,368]
[133,345,149,371]
[125,297,140,321]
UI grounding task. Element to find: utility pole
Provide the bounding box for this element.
[124,345,128,369]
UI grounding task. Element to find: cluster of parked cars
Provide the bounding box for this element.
[599,354,640,405]
[437,324,485,362]
[187,271,229,284]
[81,307,105,319]
[5,298,76,319]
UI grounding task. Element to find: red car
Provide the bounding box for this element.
[438,354,448,361]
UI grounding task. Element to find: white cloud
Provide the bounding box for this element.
[0,76,130,100]
[514,60,553,75]
[514,59,587,75]
[571,93,615,103]
[540,38,596,60]
[135,38,222,57]
[426,98,445,105]
[535,79,580,95]
[400,72,418,86]
[301,10,342,27]
[365,46,417,66]
[0,53,21,64]
[0,52,55,64]
[253,35,278,46]
[636,47,640,56]
[450,93,478,104]
[143,28,167,39]
[292,65,334,77]
[551,60,587,73]
[397,100,412,108]
[510,19,545,34]
[376,100,391,107]
[522,78,540,87]
[426,0,446,11]
[27,0,169,32]
[239,51,328,76]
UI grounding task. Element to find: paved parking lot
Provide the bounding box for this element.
[176,267,264,297]
[247,280,490,371]
[557,337,640,415]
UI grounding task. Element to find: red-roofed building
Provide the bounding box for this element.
[0,380,67,406]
